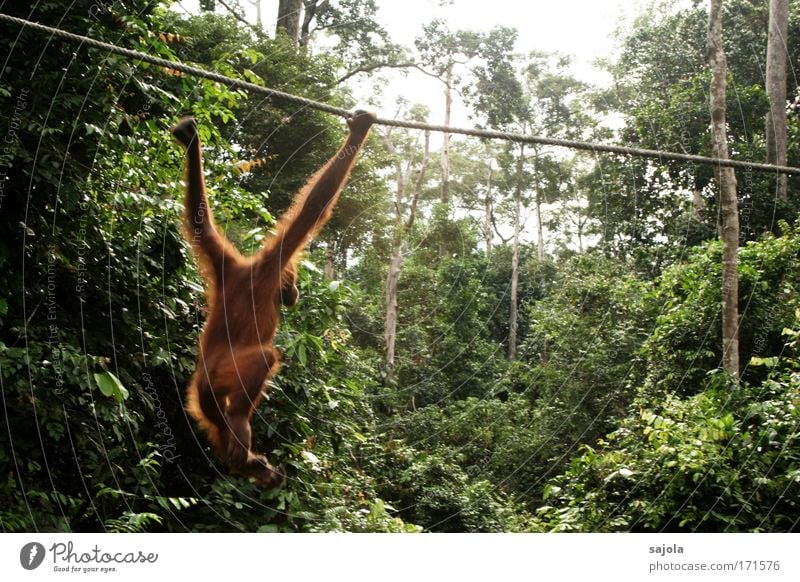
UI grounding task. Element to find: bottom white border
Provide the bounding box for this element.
[2,533,796,581]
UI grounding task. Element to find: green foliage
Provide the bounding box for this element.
[0,1,409,533]
[372,432,532,532]
[309,0,408,76]
[593,0,800,253]
[2,0,800,536]
[520,253,655,451]
[533,228,800,532]
[643,223,800,392]
[534,351,800,532]
[390,395,559,510]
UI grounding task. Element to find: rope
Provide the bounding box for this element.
[0,12,350,117]
[2,12,800,176]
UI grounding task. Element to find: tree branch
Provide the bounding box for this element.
[336,61,422,84]
[491,210,513,244]
[300,0,327,47]
[406,130,430,231]
[217,0,261,33]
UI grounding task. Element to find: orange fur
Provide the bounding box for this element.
[171,112,376,487]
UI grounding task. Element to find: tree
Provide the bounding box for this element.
[509,145,525,360]
[766,0,789,200]
[379,104,432,377]
[276,0,303,43]
[415,20,484,205]
[472,50,589,358]
[249,0,263,28]
[441,141,500,255]
[708,0,740,379]
[603,0,800,252]
[300,0,409,84]
[551,158,592,254]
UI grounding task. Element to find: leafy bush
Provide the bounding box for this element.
[534,327,800,532]
[643,224,800,393]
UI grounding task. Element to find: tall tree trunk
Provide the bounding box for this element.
[383,130,430,378]
[324,244,335,279]
[407,131,430,232]
[708,0,740,379]
[276,0,303,44]
[535,197,544,260]
[384,251,402,375]
[382,129,406,378]
[692,187,706,220]
[531,154,544,260]
[484,164,493,253]
[509,146,524,361]
[440,63,453,205]
[766,0,789,200]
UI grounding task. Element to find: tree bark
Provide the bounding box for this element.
[509,146,524,361]
[383,130,430,377]
[276,0,303,44]
[384,251,402,374]
[440,63,453,204]
[766,0,789,200]
[300,0,324,47]
[324,244,335,279]
[535,197,544,260]
[382,129,406,378]
[708,0,740,379]
[407,131,430,232]
[484,164,493,253]
[691,187,706,220]
[532,156,544,260]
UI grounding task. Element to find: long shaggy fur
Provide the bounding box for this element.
[171,111,376,487]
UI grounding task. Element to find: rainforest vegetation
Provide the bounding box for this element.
[0,0,798,532]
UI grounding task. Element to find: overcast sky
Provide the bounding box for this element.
[375,0,634,77]
[177,0,638,64]
[173,0,651,121]
[361,0,643,123]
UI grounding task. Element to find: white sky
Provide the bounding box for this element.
[217,0,638,63]
[174,0,646,121]
[364,0,644,125]
[374,0,635,78]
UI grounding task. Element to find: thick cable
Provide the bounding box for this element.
[2,12,799,175]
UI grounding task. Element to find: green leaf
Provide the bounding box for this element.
[93,371,130,402]
[749,356,778,368]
